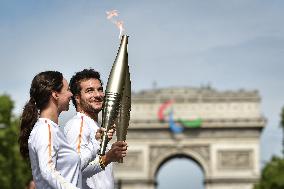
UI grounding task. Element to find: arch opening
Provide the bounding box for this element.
[155,154,205,189]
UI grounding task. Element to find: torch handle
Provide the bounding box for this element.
[99,134,109,155]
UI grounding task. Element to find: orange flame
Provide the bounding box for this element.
[115,20,124,39]
[106,10,119,20]
[106,9,125,39]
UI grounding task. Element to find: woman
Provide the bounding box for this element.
[19,71,82,189]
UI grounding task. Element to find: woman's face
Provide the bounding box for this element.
[57,78,73,113]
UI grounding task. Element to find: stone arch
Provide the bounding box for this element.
[149,145,211,180]
[113,87,264,189]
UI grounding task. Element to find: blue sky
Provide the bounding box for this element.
[0,0,283,188]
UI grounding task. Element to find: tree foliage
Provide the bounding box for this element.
[254,107,284,189]
[281,107,284,155]
[254,156,284,189]
[0,94,32,189]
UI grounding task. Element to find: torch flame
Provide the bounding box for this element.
[115,20,125,39]
[106,10,126,39]
[106,10,119,20]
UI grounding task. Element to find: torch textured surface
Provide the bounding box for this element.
[99,35,129,155]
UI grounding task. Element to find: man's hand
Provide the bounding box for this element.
[104,141,127,164]
[95,126,115,141]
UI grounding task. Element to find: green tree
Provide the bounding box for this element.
[254,107,284,189]
[254,156,284,189]
[281,107,284,155]
[0,94,32,189]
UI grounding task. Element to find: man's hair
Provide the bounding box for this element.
[69,69,102,109]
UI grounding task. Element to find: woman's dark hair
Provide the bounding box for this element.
[18,71,64,159]
[69,68,102,109]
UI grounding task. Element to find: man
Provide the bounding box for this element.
[65,69,127,189]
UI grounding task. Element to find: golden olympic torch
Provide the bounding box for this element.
[99,35,131,156]
[116,63,131,162]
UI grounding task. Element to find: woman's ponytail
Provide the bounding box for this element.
[19,98,38,159]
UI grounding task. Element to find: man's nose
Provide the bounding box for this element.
[93,90,102,97]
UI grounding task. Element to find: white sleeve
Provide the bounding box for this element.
[80,123,104,176]
[79,137,98,170]
[81,152,104,178]
[35,127,79,189]
[65,118,103,175]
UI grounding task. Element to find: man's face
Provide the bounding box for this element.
[77,78,104,114]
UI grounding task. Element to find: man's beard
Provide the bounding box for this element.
[80,98,102,115]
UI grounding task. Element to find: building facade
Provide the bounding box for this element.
[114,87,265,189]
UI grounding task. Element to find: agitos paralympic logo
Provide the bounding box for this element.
[157,100,202,134]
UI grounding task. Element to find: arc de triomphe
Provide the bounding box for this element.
[114,87,265,189]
